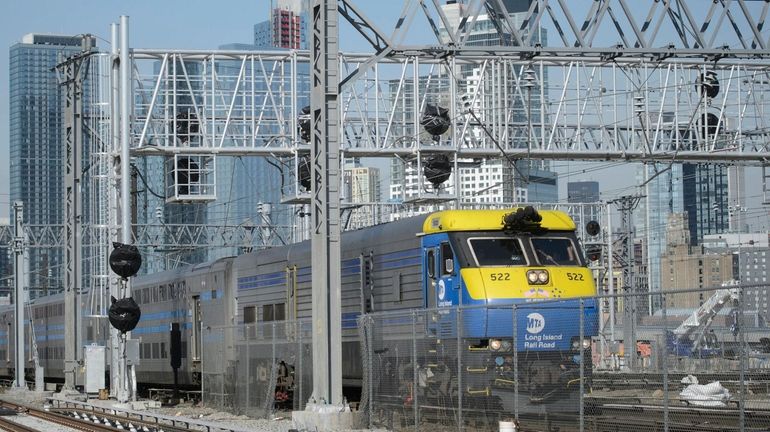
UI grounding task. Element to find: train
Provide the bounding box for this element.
[0,206,598,410]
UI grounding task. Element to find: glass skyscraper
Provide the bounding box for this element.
[10,34,94,296]
[636,161,729,314]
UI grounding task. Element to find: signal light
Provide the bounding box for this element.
[585,220,601,237]
[585,244,603,263]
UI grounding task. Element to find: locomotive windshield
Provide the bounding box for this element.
[468,238,527,266]
[531,237,580,266]
[455,231,584,268]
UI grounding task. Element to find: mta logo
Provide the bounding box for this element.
[526,313,545,334]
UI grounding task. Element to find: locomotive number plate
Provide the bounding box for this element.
[490,272,511,281]
[566,272,584,281]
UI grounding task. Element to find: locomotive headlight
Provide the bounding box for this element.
[582,338,591,349]
[526,270,549,285]
[527,271,539,283]
[501,340,512,351]
[490,339,502,351]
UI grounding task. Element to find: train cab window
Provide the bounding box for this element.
[440,242,454,275]
[531,237,580,266]
[468,238,526,266]
[427,250,436,279]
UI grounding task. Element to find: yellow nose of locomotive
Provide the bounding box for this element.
[460,267,595,301]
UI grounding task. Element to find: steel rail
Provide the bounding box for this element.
[0,416,40,432]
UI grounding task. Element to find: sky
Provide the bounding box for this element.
[0,1,767,230]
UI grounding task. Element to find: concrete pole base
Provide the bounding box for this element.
[292,403,364,431]
[52,389,87,402]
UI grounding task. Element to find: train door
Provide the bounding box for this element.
[423,233,457,308]
[425,247,438,309]
[438,241,457,307]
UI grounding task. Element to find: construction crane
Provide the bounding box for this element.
[668,281,740,357]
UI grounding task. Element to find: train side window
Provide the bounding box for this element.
[152,343,160,359]
[441,242,454,275]
[274,303,286,321]
[160,342,167,359]
[244,306,256,324]
[263,304,274,322]
[244,306,257,339]
[427,250,436,279]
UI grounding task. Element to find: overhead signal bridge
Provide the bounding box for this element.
[126,0,770,205]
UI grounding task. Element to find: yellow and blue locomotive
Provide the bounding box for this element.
[416,206,598,408]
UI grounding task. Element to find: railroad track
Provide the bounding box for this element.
[0,400,138,432]
[371,397,770,431]
[0,416,39,432]
[46,399,246,432]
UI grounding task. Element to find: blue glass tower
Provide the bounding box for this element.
[10,34,93,296]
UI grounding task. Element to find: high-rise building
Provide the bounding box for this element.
[636,163,684,312]
[682,164,729,243]
[344,165,381,229]
[568,181,600,203]
[637,159,733,314]
[10,34,94,296]
[254,0,308,50]
[703,232,769,322]
[660,213,734,311]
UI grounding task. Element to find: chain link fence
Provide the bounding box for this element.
[359,283,770,431]
[198,283,769,430]
[202,319,313,418]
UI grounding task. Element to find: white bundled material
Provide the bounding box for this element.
[681,375,699,385]
[679,381,731,407]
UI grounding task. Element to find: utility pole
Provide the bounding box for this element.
[109,20,122,400]
[12,202,26,389]
[608,195,642,371]
[118,15,135,403]
[58,35,94,391]
[310,0,342,407]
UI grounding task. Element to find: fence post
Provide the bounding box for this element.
[246,326,251,409]
[271,321,277,418]
[298,320,303,411]
[738,285,746,432]
[662,293,669,432]
[579,299,585,432]
[368,317,373,430]
[220,328,225,408]
[456,307,463,431]
[412,310,419,430]
[513,304,518,422]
